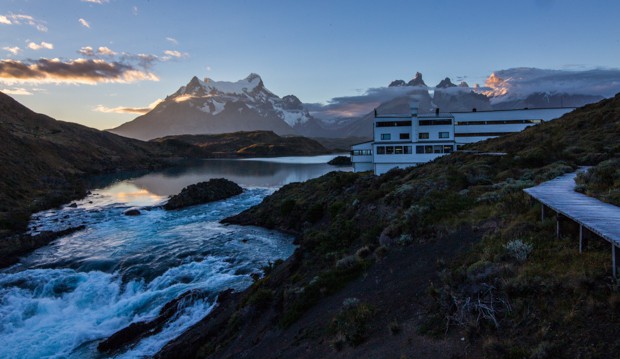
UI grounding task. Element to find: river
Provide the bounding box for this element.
[0,155,351,358]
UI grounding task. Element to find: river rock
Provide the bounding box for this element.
[124,208,141,216]
[164,178,243,210]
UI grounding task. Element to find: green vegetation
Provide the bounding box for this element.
[575,158,620,206]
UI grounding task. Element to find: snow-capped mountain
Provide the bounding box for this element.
[110,74,325,141]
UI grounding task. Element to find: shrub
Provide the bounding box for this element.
[504,239,533,262]
[330,301,374,346]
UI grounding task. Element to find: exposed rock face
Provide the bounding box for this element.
[163,178,243,210]
[388,79,407,87]
[407,72,427,87]
[435,77,457,89]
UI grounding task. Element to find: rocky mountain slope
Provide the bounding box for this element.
[110,74,327,141]
[153,94,620,358]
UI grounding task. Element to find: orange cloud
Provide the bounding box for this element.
[27,41,54,50]
[0,58,159,85]
[79,18,90,28]
[0,13,47,32]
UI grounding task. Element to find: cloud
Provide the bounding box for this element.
[79,18,91,28]
[132,6,138,16]
[27,41,54,50]
[97,46,116,56]
[81,0,109,4]
[0,58,159,85]
[164,50,182,58]
[162,50,189,61]
[78,46,94,56]
[307,86,420,120]
[1,87,33,95]
[3,46,21,55]
[0,13,47,32]
[165,37,178,45]
[94,99,162,115]
[481,67,620,102]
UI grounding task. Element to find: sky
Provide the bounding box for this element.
[1,0,619,130]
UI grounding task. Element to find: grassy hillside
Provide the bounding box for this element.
[157,94,620,358]
[150,131,330,158]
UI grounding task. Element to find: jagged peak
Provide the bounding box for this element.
[407,72,427,87]
[435,77,456,89]
[388,79,407,87]
[459,81,470,88]
[245,73,262,82]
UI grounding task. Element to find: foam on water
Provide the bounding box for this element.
[0,186,295,358]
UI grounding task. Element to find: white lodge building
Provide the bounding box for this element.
[351,105,574,175]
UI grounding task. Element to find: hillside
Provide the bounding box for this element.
[154,94,620,358]
[151,131,330,158]
[0,92,178,264]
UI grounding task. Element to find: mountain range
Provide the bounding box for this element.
[110,68,619,140]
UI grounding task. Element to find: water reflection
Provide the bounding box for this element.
[99,155,351,200]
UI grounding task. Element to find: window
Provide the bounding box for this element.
[455,119,544,126]
[439,132,450,139]
[404,146,412,154]
[425,145,433,153]
[434,145,443,153]
[377,146,385,154]
[399,133,410,140]
[394,146,403,154]
[416,146,424,154]
[419,132,429,139]
[443,145,453,153]
[419,119,452,126]
[376,120,412,127]
[415,145,454,154]
[381,133,391,140]
[386,146,394,154]
[351,149,372,156]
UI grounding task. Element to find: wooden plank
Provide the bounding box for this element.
[524,172,620,247]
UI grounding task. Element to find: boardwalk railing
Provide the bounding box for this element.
[523,171,620,278]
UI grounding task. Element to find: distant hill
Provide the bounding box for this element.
[151,131,330,158]
[109,74,328,140]
[0,92,172,236]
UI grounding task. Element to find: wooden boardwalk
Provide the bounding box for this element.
[524,171,620,277]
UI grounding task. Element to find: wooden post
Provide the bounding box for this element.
[541,204,545,221]
[556,212,560,239]
[579,225,583,254]
[613,244,617,279]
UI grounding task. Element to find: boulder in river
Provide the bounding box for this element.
[164,178,243,210]
[123,208,141,216]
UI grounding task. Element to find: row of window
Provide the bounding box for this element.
[375,145,455,155]
[419,131,450,139]
[455,119,543,126]
[416,145,454,154]
[419,119,452,126]
[376,146,413,155]
[376,120,412,127]
[454,132,512,137]
[380,133,410,140]
[351,149,372,156]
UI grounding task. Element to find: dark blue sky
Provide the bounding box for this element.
[1,0,619,129]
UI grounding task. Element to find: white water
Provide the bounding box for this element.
[0,157,351,358]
